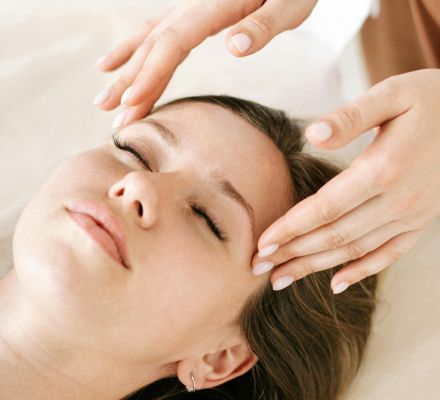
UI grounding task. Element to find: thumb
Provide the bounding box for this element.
[305,76,412,149]
[226,0,317,56]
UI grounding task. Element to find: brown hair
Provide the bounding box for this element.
[123,95,377,400]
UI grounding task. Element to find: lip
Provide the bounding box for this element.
[66,200,129,269]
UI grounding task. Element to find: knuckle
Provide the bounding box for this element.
[315,194,340,223]
[140,35,153,49]
[324,227,347,249]
[140,66,163,86]
[296,262,314,278]
[379,76,400,101]
[359,148,398,189]
[374,75,410,114]
[282,242,298,259]
[375,161,399,188]
[387,248,403,264]
[153,27,187,60]
[396,193,422,215]
[114,75,132,91]
[155,27,176,43]
[336,104,363,134]
[281,216,296,240]
[247,12,274,35]
[142,18,157,32]
[346,241,367,260]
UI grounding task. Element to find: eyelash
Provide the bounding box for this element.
[112,136,229,242]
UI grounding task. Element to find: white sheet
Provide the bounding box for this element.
[1,1,439,399]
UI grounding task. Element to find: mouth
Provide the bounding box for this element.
[65,200,130,270]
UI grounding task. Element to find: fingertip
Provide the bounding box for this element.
[272,275,294,291]
[225,28,255,57]
[230,32,252,53]
[331,280,350,295]
[305,121,333,143]
[93,88,112,107]
[258,224,283,251]
[112,109,130,130]
[258,243,279,258]
[121,86,134,105]
[95,56,107,68]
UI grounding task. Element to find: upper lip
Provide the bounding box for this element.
[66,199,130,269]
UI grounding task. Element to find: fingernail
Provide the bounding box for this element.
[306,122,332,142]
[258,244,279,258]
[93,88,112,105]
[273,275,294,291]
[332,281,349,294]
[112,110,127,130]
[95,56,107,67]
[231,33,252,53]
[121,86,134,105]
[253,261,274,276]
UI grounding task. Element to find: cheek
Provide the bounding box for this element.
[11,156,132,344]
[122,229,248,359]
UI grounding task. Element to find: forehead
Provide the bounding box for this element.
[124,102,291,245]
[150,102,293,237]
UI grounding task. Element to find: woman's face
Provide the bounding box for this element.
[13,102,292,368]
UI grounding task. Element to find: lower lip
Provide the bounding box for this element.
[68,210,126,268]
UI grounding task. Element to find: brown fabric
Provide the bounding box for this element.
[361,0,440,84]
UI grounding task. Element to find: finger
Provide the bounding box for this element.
[257,160,381,251]
[265,193,399,264]
[226,0,317,56]
[120,1,229,107]
[120,29,190,107]
[112,73,173,130]
[96,15,165,72]
[330,229,424,294]
[305,75,413,149]
[94,38,156,111]
[264,221,409,286]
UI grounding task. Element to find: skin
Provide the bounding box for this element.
[0,102,292,400]
[94,1,439,293]
[93,0,318,127]
[255,69,440,293]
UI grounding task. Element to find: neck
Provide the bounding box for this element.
[0,269,171,400]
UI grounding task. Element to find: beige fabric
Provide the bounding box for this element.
[0,1,439,399]
[361,0,440,84]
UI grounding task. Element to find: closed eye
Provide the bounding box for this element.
[111,135,229,242]
[113,135,152,171]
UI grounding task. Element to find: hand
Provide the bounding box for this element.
[93,0,318,129]
[252,69,440,294]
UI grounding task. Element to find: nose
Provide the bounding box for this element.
[108,171,159,229]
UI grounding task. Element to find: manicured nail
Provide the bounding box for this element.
[121,86,134,105]
[231,33,252,53]
[112,110,127,130]
[95,56,107,67]
[306,122,332,142]
[253,261,274,276]
[273,275,294,291]
[258,244,279,258]
[332,281,349,294]
[93,88,112,105]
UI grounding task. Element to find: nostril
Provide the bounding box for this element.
[110,185,124,197]
[137,202,143,217]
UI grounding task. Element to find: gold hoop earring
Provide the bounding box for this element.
[186,371,196,392]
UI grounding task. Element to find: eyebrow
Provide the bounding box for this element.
[133,118,179,149]
[131,117,257,243]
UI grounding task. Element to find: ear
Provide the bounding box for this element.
[176,341,257,391]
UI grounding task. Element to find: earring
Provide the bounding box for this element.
[186,371,196,392]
